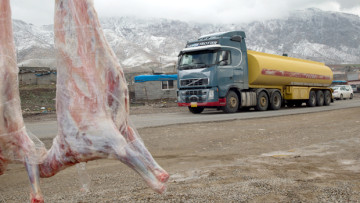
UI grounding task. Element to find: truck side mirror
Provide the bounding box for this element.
[230,35,242,42]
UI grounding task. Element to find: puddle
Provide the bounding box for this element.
[171,170,209,182]
[339,160,356,165]
[261,151,296,157]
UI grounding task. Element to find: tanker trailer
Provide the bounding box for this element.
[247,50,333,109]
[177,31,333,114]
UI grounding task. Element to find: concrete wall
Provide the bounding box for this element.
[135,80,177,100]
[18,67,179,102]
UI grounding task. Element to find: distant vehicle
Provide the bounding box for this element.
[331,80,347,86]
[350,84,358,93]
[331,85,353,100]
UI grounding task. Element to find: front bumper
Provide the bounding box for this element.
[178,98,227,107]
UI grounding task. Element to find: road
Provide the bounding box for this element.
[25,99,360,139]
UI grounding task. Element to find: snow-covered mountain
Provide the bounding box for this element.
[13,20,55,68]
[13,8,360,72]
[244,8,360,64]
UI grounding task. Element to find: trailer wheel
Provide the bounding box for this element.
[324,90,331,106]
[256,91,269,111]
[316,90,324,106]
[307,90,316,107]
[222,90,239,113]
[188,106,204,114]
[269,91,281,110]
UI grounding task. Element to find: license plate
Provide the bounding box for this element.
[191,102,198,107]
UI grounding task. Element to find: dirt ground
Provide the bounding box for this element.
[1,107,360,202]
[19,84,185,117]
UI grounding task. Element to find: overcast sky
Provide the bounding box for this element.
[10,0,360,25]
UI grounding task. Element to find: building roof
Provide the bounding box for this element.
[134,74,177,83]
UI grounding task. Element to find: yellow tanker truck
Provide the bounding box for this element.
[177,31,333,114]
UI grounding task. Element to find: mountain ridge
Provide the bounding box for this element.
[13,8,360,72]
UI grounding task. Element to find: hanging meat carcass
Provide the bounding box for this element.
[0,0,46,202]
[39,0,169,193]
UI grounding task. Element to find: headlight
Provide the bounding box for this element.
[209,89,214,100]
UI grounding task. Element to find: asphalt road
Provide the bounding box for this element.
[25,99,360,139]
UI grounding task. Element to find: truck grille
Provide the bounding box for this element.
[180,78,209,87]
[183,90,207,103]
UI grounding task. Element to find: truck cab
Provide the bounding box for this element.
[177,31,248,113]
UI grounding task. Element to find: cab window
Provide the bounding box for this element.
[218,50,231,66]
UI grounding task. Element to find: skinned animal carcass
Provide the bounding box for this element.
[39,0,169,193]
[0,0,46,202]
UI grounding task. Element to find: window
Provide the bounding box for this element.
[218,50,231,66]
[178,50,217,70]
[161,80,174,90]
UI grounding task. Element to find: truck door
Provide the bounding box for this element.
[218,48,245,88]
[231,48,245,88]
[217,49,244,97]
[217,50,234,97]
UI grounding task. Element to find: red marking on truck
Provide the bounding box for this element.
[261,69,331,80]
[178,98,227,107]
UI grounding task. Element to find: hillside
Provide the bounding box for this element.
[13,8,360,71]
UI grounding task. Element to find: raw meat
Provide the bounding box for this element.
[39,0,169,193]
[0,0,45,202]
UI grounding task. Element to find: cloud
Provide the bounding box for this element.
[11,0,54,25]
[9,0,360,25]
[94,0,290,24]
[335,0,360,9]
[94,0,360,24]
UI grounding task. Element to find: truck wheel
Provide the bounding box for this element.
[188,106,204,114]
[222,90,239,113]
[324,90,331,106]
[316,90,324,106]
[269,91,281,110]
[307,90,316,107]
[256,91,268,111]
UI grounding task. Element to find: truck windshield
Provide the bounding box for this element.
[179,51,217,70]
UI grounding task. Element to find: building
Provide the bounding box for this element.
[328,64,360,92]
[134,74,178,101]
[347,70,360,92]
[19,67,56,85]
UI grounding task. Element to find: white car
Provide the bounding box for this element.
[331,85,354,100]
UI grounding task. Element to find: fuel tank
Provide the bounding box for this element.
[247,50,333,87]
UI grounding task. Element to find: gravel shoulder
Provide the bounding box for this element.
[2,107,360,202]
